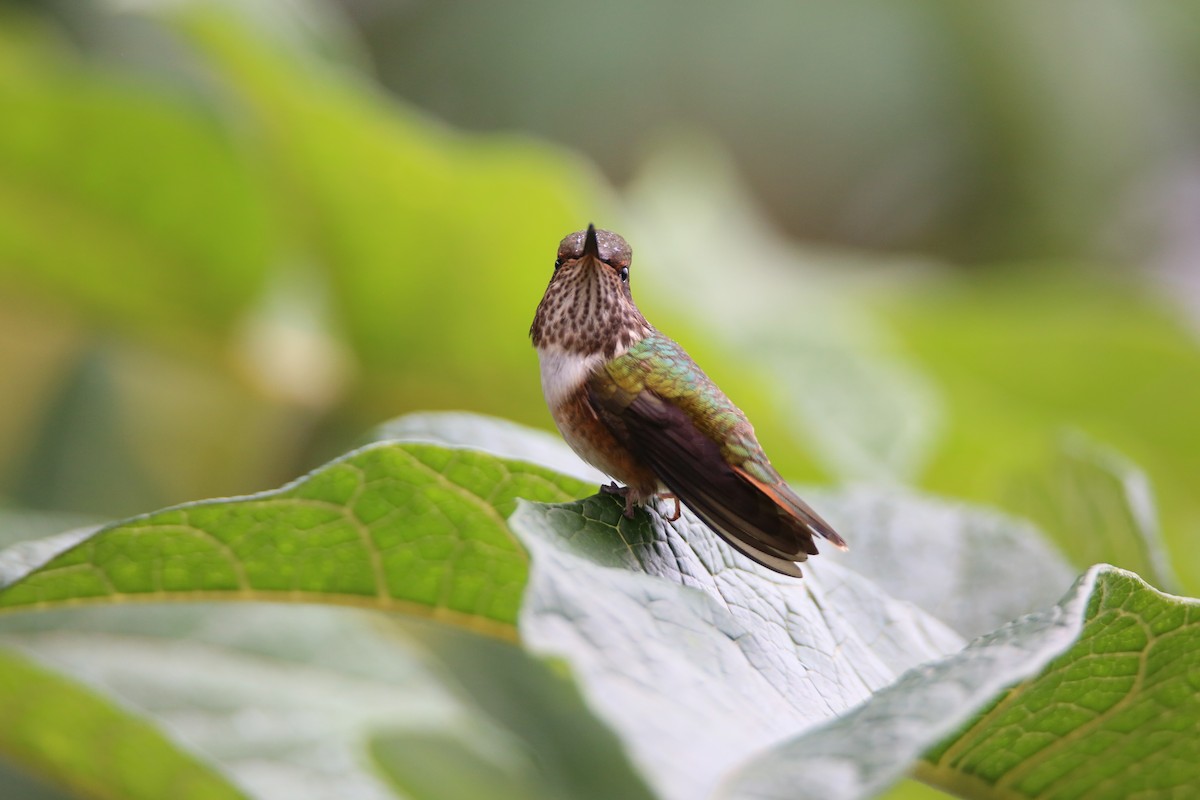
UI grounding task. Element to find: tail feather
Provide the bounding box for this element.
[626,417,844,573]
[733,465,848,551]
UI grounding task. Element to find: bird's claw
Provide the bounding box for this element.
[599,482,638,519]
[598,483,678,520]
[658,493,681,522]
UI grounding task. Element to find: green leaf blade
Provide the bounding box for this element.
[722,566,1200,800]
[1012,432,1181,593]
[922,568,1200,800]
[510,494,966,800]
[814,485,1076,639]
[0,443,590,634]
[0,604,478,800]
[369,623,658,800]
[6,414,1196,800]
[0,645,247,800]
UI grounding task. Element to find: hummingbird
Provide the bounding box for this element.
[530,225,847,577]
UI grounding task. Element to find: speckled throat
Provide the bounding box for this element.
[530,257,652,359]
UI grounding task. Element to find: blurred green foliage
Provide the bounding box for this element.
[1,3,1199,798]
[877,268,1200,590]
[0,647,246,800]
[1,0,1197,584]
[350,0,1200,262]
[0,3,602,517]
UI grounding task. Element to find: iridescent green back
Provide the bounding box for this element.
[595,332,774,482]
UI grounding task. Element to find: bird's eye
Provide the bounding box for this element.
[554,258,563,270]
[619,267,629,282]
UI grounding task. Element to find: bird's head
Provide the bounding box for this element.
[530,224,650,357]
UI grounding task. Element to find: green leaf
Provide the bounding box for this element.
[0,443,588,634]
[0,644,246,800]
[923,567,1200,798]
[1011,431,1180,592]
[721,565,1200,800]
[509,495,965,799]
[370,732,543,800]
[371,622,656,800]
[371,410,607,484]
[380,411,1077,638]
[0,507,99,550]
[5,413,1195,800]
[378,413,1076,641]
[0,604,473,800]
[814,485,1075,639]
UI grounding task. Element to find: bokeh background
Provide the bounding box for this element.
[3,2,1200,798]
[3,0,1199,641]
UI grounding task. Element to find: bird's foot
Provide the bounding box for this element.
[599,482,639,519]
[600,481,628,497]
[658,493,681,522]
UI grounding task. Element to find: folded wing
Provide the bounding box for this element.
[587,383,844,577]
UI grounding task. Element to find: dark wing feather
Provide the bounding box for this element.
[588,385,840,577]
[731,464,847,550]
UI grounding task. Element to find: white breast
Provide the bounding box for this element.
[537,347,604,410]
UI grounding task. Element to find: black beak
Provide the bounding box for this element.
[582,224,600,260]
